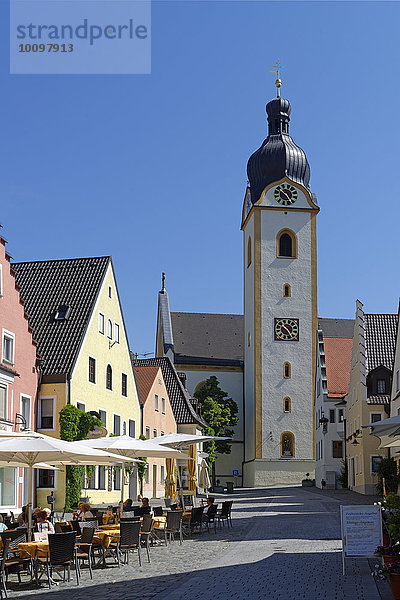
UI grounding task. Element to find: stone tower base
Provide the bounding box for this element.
[243,459,316,488]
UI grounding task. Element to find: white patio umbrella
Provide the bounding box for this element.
[0,433,128,540]
[78,436,187,513]
[364,415,400,449]
[151,433,231,449]
[198,459,211,491]
[152,433,231,505]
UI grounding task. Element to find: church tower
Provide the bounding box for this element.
[242,74,319,486]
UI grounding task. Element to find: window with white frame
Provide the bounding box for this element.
[99,313,105,335]
[88,356,96,384]
[0,468,16,506]
[121,373,127,397]
[155,395,159,411]
[99,409,107,426]
[371,413,382,423]
[161,431,164,436]
[21,395,31,428]
[114,467,121,490]
[113,414,121,436]
[377,379,386,394]
[129,419,135,438]
[0,386,7,421]
[160,465,165,484]
[107,319,113,339]
[39,397,55,429]
[2,330,15,364]
[371,455,382,473]
[77,402,85,412]
[106,364,112,390]
[161,398,166,414]
[123,421,127,435]
[98,466,106,490]
[115,323,120,343]
[37,469,55,489]
[153,428,157,438]
[145,426,150,439]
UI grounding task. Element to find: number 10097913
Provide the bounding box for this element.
[19,43,74,53]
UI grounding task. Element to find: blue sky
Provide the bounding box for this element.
[1,1,399,354]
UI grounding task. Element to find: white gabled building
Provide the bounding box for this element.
[314,319,353,489]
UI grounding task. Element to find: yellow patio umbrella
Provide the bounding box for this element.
[165,458,176,500]
[188,444,197,496]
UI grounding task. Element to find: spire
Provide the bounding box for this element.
[161,271,165,292]
[269,59,283,98]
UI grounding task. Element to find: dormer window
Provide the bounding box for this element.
[377,379,386,394]
[54,305,70,321]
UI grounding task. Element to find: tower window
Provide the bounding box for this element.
[277,229,297,259]
[283,362,291,379]
[283,397,291,413]
[247,237,252,268]
[283,284,291,297]
[281,431,295,457]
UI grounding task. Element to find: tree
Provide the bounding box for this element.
[376,457,400,496]
[59,405,102,510]
[194,376,238,487]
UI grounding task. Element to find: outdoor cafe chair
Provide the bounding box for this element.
[0,530,32,583]
[0,537,10,599]
[188,507,204,535]
[110,521,142,568]
[75,526,94,579]
[35,532,79,589]
[164,510,183,545]
[70,521,81,535]
[216,501,233,528]
[153,506,164,517]
[140,514,153,563]
[81,518,98,530]
[204,503,218,533]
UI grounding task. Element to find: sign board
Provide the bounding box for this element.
[233,469,239,476]
[340,505,382,574]
[87,425,108,439]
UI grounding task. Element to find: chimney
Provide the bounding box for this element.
[177,371,187,388]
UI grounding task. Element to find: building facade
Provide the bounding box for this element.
[0,232,39,511]
[133,364,177,498]
[314,318,353,489]
[346,300,397,494]
[13,256,141,509]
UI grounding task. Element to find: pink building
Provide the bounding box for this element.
[0,232,39,511]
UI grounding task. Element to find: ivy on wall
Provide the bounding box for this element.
[59,405,102,510]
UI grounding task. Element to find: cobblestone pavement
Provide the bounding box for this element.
[7,486,392,600]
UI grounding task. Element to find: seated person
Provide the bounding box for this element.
[0,515,7,533]
[134,497,151,516]
[202,497,217,522]
[123,498,135,512]
[37,510,55,534]
[73,502,84,521]
[80,503,94,521]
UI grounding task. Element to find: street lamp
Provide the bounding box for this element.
[319,414,329,434]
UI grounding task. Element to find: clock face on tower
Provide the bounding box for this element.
[274,183,298,206]
[274,318,299,341]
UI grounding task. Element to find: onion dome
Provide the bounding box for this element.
[247,96,310,204]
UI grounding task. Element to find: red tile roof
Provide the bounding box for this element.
[324,337,353,398]
[133,365,160,405]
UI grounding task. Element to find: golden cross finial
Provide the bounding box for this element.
[269,59,283,97]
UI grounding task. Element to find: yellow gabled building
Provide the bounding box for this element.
[13,256,140,509]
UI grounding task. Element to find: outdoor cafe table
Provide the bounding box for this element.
[18,540,49,558]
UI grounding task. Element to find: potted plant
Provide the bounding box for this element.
[301,473,314,487]
[375,544,400,564]
[372,558,400,599]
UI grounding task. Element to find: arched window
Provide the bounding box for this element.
[106,364,112,390]
[281,432,295,457]
[107,319,113,339]
[247,237,252,268]
[283,397,291,413]
[283,362,291,379]
[283,284,291,297]
[276,229,297,259]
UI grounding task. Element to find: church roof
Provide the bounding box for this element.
[132,355,207,427]
[247,96,310,204]
[171,312,244,366]
[318,318,354,338]
[365,313,397,373]
[12,256,110,376]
